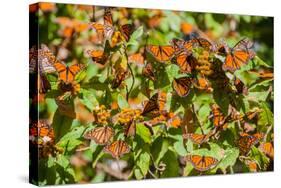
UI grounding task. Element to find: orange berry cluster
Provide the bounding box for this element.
[195,50,214,76]
[93,105,111,125]
[117,108,143,124]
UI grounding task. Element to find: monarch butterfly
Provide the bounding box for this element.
[193,77,212,92]
[53,61,85,83]
[29,119,55,146]
[146,45,175,63]
[90,22,106,42]
[211,104,227,128]
[172,51,197,73]
[183,133,211,145]
[87,49,108,65]
[192,37,215,51]
[141,93,159,115]
[29,45,56,74]
[83,126,114,145]
[142,62,156,81]
[123,120,136,137]
[186,155,219,172]
[172,77,193,97]
[238,132,263,155]
[234,77,248,95]
[128,53,145,65]
[222,38,255,72]
[111,68,127,89]
[169,38,193,53]
[104,7,113,26]
[141,92,166,116]
[104,140,130,159]
[120,24,134,42]
[259,142,274,159]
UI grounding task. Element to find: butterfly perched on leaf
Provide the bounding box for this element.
[172,50,197,73]
[192,37,215,51]
[84,126,114,145]
[172,77,193,97]
[146,45,175,63]
[183,133,212,145]
[233,77,248,95]
[221,38,255,72]
[211,104,228,129]
[169,38,193,53]
[186,155,219,172]
[111,68,128,89]
[103,140,130,159]
[238,132,264,155]
[123,120,136,137]
[141,91,166,116]
[53,60,85,84]
[87,49,109,65]
[142,62,156,81]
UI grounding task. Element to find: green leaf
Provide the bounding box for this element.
[258,102,273,131]
[215,147,239,172]
[127,26,143,47]
[56,154,69,169]
[136,151,150,176]
[151,137,169,165]
[117,94,129,109]
[173,140,188,156]
[134,168,144,180]
[160,150,179,177]
[52,110,74,142]
[136,123,152,144]
[250,146,270,171]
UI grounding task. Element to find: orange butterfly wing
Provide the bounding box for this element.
[194,38,214,51]
[186,155,218,171]
[259,142,274,158]
[146,45,175,63]
[185,133,209,145]
[172,77,193,97]
[104,140,130,158]
[120,24,133,42]
[141,93,159,115]
[111,68,127,89]
[173,51,196,73]
[91,23,105,41]
[124,120,136,137]
[238,133,263,155]
[211,104,226,128]
[104,7,113,26]
[87,50,108,65]
[84,126,114,145]
[142,62,156,81]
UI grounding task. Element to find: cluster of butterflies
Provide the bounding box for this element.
[29,7,273,173]
[144,36,256,98]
